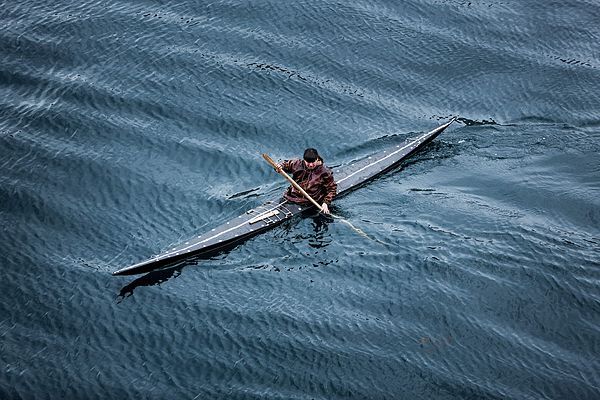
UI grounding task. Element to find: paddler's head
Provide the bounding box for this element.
[303,148,320,169]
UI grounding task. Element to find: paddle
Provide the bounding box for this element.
[262,153,381,242]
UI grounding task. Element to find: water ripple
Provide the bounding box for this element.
[2,0,600,398]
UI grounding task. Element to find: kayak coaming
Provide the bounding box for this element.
[112,118,455,276]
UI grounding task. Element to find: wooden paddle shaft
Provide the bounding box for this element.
[262,153,324,211]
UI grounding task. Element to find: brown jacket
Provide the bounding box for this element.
[281,158,337,205]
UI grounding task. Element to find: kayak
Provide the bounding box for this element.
[112,118,456,275]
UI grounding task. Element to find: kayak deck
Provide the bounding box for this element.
[113,118,455,276]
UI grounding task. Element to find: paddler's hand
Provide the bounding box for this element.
[274,163,283,173]
[321,203,330,215]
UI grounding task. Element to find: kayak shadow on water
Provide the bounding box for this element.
[115,240,250,301]
[115,245,249,302]
[116,263,184,302]
[115,211,334,301]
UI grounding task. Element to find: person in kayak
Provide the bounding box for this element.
[276,148,337,215]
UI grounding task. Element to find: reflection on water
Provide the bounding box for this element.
[308,214,333,249]
[117,265,183,302]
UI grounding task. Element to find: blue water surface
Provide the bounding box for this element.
[1,0,599,399]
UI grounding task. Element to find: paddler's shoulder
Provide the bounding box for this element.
[317,162,334,176]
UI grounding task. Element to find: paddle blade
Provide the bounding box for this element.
[262,153,278,169]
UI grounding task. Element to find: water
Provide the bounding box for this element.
[1,0,599,398]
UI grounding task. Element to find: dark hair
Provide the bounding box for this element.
[303,148,319,162]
